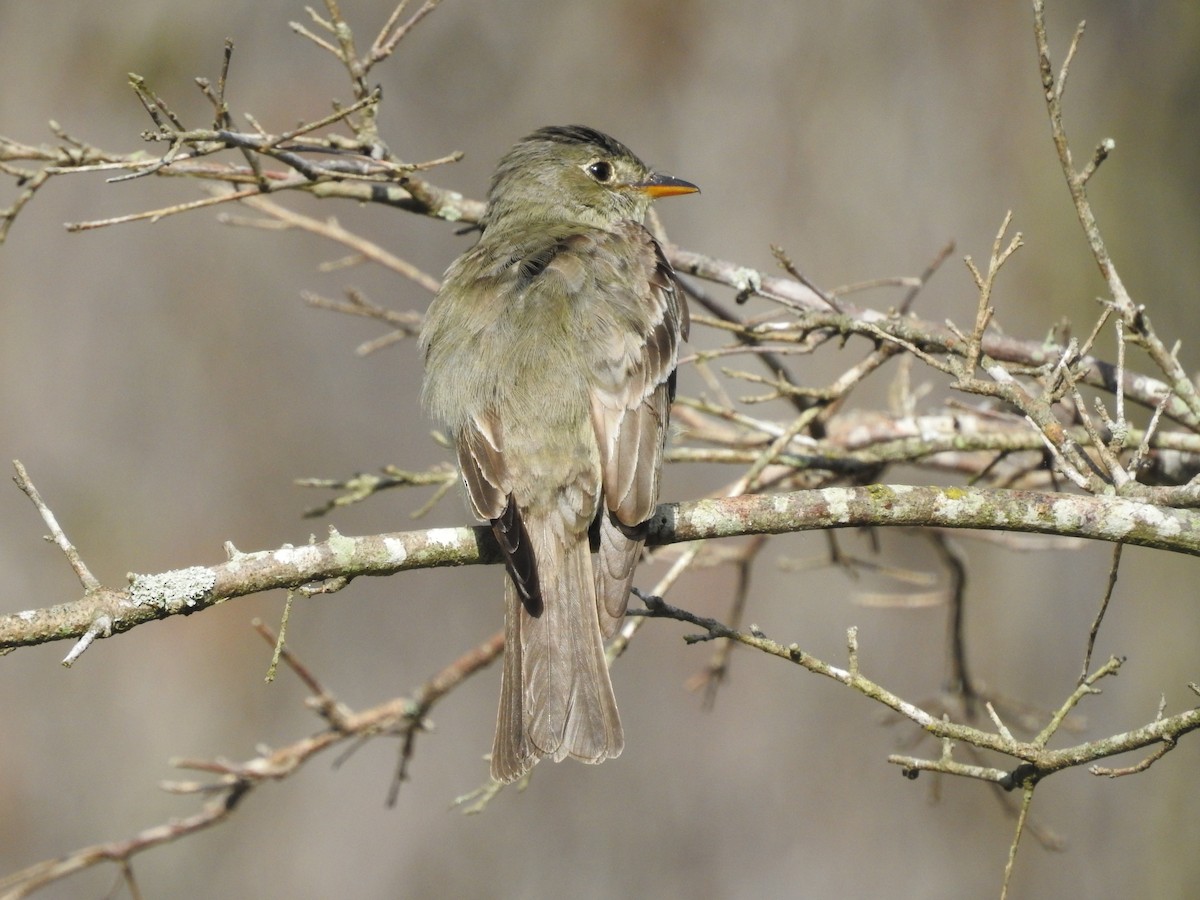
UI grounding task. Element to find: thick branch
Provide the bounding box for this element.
[6,485,1200,653]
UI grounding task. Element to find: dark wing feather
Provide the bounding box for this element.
[457,410,543,616]
[493,497,541,617]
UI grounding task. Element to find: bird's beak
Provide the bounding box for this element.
[636,172,700,199]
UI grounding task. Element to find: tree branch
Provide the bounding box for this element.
[6,476,1200,655]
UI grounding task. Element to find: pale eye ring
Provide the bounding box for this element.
[585,160,614,183]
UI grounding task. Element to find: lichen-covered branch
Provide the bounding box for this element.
[6,472,1200,657]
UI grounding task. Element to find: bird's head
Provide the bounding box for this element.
[482,125,698,231]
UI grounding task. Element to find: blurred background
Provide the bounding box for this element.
[2,1,1199,897]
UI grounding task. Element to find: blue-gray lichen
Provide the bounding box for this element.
[128,566,217,612]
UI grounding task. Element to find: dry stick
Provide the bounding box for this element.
[11,461,100,592]
[373,0,417,55]
[372,1,444,63]
[957,352,1100,492]
[128,73,185,132]
[1061,302,1114,395]
[321,0,365,89]
[296,465,455,519]
[679,276,815,417]
[256,91,382,150]
[290,9,343,58]
[66,185,265,232]
[4,107,1196,441]
[252,619,351,725]
[676,392,795,441]
[1033,0,1200,424]
[196,42,270,192]
[639,596,1200,786]
[1092,737,1176,778]
[303,288,423,332]
[304,290,427,357]
[0,782,251,899]
[317,0,445,85]
[0,166,51,243]
[770,243,843,313]
[1127,377,1176,477]
[928,533,975,706]
[672,341,890,697]
[7,111,1196,443]
[692,238,948,425]
[387,628,505,805]
[1061,368,1126,487]
[233,193,442,293]
[687,535,768,708]
[672,248,1195,430]
[959,211,1022,377]
[899,239,956,314]
[1001,786,1037,900]
[1079,544,1122,686]
[0,627,503,898]
[1090,692,1183,779]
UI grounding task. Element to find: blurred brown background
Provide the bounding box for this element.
[3,2,1199,897]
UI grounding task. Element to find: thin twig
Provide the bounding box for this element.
[12,460,100,591]
[1079,544,1122,685]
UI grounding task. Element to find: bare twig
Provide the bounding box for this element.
[230,194,442,292]
[1033,0,1200,423]
[1079,544,1123,684]
[958,211,1023,379]
[11,460,100,592]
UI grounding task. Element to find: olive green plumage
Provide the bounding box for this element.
[420,125,697,783]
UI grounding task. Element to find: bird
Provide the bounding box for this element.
[420,125,697,783]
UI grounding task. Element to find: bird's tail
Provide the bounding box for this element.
[491,518,623,783]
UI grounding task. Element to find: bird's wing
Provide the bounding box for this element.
[457,407,543,616]
[584,225,688,630]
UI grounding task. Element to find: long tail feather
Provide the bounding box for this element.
[594,513,645,638]
[491,518,623,782]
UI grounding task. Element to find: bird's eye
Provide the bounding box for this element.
[586,160,614,183]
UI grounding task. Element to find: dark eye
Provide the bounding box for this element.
[586,160,614,183]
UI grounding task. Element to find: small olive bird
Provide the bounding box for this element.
[420,125,698,783]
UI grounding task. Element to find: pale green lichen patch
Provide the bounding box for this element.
[1152,509,1184,537]
[729,267,762,295]
[426,527,462,547]
[1052,501,1084,533]
[1098,503,1138,538]
[128,566,216,611]
[272,544,324,569]
[933,486,988,521]
[686,500,727,536]
[324,530,359,565]
[383,536,408,564]
[1125,502,1183,538]
[819,487,854,524]
[439,191,465,222]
